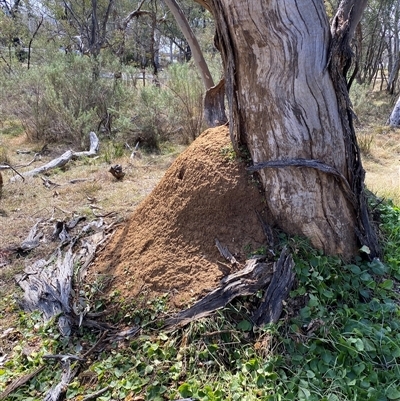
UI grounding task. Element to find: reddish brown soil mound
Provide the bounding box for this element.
[93,126,267,305]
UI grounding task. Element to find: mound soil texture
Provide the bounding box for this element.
[93,126,268,305]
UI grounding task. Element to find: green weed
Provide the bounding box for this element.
[220,143,237,162]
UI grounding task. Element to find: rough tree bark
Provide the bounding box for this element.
[203,0,379,259]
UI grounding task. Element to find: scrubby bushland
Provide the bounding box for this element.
[0,54,208,150]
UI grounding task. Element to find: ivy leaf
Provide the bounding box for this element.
[360,245,371,255]
[178,382,193,398]
[237,320,252,332]
[387,387,400,400]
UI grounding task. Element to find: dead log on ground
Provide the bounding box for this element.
[15,217,116,336]
[165,247,295,329]
[43,359,73,401]
[10,132,99,182]
[16,247,75,336]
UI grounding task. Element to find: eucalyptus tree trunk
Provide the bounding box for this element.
[206,0,379,259]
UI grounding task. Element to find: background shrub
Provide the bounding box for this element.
[0,55,209,151]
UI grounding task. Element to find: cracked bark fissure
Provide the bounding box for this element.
[206,0,380,259]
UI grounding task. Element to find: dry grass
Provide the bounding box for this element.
[351,82,400,204]
[361,128,400,205]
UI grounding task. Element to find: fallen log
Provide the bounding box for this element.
[15,217,116,337]
[10,132,99,182]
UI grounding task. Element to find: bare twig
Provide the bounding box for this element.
[43,354,86,362]
[215,238,237,264]
[0,163,25,181]
[15,153,41,168]
[81,386,111,401]
[82,330,109,358]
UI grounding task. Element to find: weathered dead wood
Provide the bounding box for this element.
[248,158,357,208]
[15,153,42,168]
[165,248,295,329]
[16,247,75,336]
[43,359,73,401]
[15,217,115,337]
[15,219,43,253]
[81,386,111,401]
[43,354,86,362]
[204,78,228,127]
[252,247,295,325]
[41,176,61,188]
[10,132,99,182]
[215,238,237,264]
[0,366,45,400]
[41,176,93,188]
[16,149,32,154]
[165,257,273,328]
[52,221,71,242]
[0,163,25,181]
[109,164,125,180]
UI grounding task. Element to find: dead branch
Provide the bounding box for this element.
[15,153,42,168]
[0,366,45,400]
[43,354,86,362]
[41,176,61,188]
[109,164,125,180]
[0,163,25,181]
[165,257,273,328]
[14,219,43,254]
[165,248,295,329]
[43,359,73,401]
[252,247,295,325]
[215,238,237,264]
[10,132,99,182]
[16,247,75,337]
[81,386,111,401]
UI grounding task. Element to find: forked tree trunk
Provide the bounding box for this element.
[207,0,379,259]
